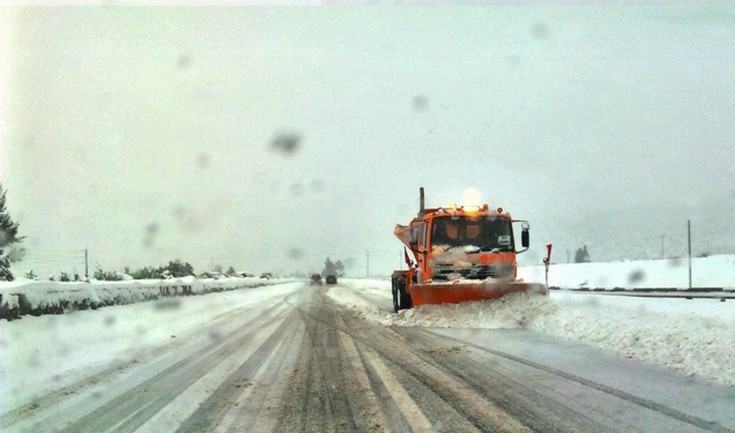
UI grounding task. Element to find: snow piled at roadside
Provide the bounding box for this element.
[0,277,292,318]
[328,280,735,386]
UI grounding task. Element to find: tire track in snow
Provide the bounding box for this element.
[54,300,291,433]
[321,285,733,433]
[174,311,301,433]
[284,288,532,433]
[0,293,288,431]
[275,297,363,432]
[428,330,735,433]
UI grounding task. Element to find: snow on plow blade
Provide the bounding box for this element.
[408,280,547,306]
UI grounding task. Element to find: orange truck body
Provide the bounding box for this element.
[391,188,547,311]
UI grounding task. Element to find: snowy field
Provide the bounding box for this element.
[0,281,301,414]
[518,254,735,289]
[328,277,735,386]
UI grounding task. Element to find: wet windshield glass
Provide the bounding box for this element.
[1,5,734,432]
[430,216,512,252]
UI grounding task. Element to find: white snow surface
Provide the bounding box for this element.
[518,253,735,289]
[329,277,735,386]
[0,281,301,414]
[0,276,291,311]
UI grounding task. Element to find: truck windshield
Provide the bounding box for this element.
[430,216,513,252]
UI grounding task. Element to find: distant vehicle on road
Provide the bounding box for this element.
[325,275,338,285]
[310,274,322,286]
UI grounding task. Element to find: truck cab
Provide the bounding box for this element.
[400,205,529,284]
[392,188,538,312]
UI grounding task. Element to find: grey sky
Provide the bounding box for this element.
[1,5,734,277]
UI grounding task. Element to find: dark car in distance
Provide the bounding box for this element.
[325,275,338,285]
[310,274,322,286]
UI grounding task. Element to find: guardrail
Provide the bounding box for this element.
[550,286,735,301]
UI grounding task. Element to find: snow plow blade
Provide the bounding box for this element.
[408,281,547,306]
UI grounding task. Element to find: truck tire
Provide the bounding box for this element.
[391,273,412,312]
[399,286,412,311]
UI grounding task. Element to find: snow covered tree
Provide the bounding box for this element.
[225,266,238,277]
[131,266,159,279]
[161,259,195,278]
[0,184,23,281]
[574,245,591,263]
[25,269,37,280]
[334,260,346,277]
[93,267,125,281]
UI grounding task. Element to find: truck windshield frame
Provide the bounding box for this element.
[430,215,513,252]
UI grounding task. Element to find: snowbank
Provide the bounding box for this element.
[518,253,735,289]
[0,277,292,320]
[328,279,735,386]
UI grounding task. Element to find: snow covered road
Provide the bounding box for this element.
[2,280,734,432]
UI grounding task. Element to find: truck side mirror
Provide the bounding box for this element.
[512,219,530,253]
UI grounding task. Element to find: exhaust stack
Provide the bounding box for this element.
[419,187,425,216]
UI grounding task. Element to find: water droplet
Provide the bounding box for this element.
[154,298,182,310]
[177,54,192,70]
[628,269,645,284]
[289,183,305,196]
[412,95,429,112]
[196,153,210,169]
[531,22,549,39]
[271,132,301,155]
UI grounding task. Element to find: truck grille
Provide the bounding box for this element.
[431,264,513,281]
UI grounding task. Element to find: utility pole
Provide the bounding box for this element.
[366,251,370,278]
[687,220,692,289]
[84,249,89,278]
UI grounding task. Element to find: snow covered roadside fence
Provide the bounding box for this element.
[0,277,292,320]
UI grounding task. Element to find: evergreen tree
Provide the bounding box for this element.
[161,259,195,278]
[93,267,124,281]
[321,257,337,277]
[574,245,591,263]
[0,184,23,281]
[225,266,238,277]
[334,260,346,277]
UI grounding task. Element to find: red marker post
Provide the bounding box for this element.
[543,243,552,287]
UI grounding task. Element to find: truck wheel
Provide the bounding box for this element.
[391,274,411,312]
[399,289,412,310]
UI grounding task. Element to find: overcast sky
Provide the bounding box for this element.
[1,5,734,277]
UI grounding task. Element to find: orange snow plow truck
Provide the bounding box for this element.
[391,187,548,312]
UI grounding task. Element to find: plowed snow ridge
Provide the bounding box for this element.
[327,281,735,386]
